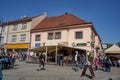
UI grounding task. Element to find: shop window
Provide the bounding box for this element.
[75,31,83,39]
[48,33,53,40]
[35,35,41,41]
[55,32,61,39]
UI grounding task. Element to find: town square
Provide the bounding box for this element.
[0,0,120,80]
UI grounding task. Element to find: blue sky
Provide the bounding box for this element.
[0,0,120,44]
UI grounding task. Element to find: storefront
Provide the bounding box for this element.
[6,43,30,61]
[29,43,88,64]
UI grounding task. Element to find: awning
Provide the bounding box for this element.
[105,44,120,54]
[29,43,88,52]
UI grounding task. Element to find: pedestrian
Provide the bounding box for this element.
[103,56,107,71]
[38,53,45,70]
[81,54,86,69]
[105,57,112,72]
[94,57,99,71]
[117,58,120,67]
[0,61,3,80]
[59,54,64,66]
[74,51,80,72]
[98,54,103,65]
[11,54,16,68]
[9,51,13,68]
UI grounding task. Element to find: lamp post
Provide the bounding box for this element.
[0,17,4,55]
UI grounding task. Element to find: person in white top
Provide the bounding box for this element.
[117,59,120,67]
[74,51,80,72]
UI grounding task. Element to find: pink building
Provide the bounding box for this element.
[29,13,102,63]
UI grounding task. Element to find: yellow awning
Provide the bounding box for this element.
[7,44,30,49]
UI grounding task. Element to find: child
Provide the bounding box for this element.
[94,57,99,71]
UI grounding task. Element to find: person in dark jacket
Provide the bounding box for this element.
[59,54,64,66]
[81,54,86,69]
[0,60,3,80]
[105,57,112,72]
[38,53,45,69]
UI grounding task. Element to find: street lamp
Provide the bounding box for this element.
[0,17,3,42]
[0,17,4,55]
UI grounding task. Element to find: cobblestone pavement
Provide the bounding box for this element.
[2,61,120,80]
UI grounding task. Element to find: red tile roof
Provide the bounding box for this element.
[31,13,90,32]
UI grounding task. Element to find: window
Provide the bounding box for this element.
[48,33,53,40]
[55,32,61,39]
[2,26,5,33]
[12,35,17,42]
[21,34,26,41]
[1,36,4,43]
[12,24,18,31]
[75,31,83,39]
[35,35,41,41]
[21,22,27,29]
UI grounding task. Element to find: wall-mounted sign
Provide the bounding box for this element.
[35,43,41,47]
[7,44,29,49]
[72,42,87,46]
[77,43,87,46]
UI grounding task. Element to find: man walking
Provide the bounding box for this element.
[38,53,45,70]
[74,51,80,72]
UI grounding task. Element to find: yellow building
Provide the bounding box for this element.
[6,13,46,59]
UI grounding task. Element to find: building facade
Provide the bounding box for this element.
[0,23,8,54]
[30,13,102,63]
[1,13,47,59]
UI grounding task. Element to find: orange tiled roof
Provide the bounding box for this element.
[31,13,89,32]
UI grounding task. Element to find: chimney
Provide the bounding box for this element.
[65,12,68,15]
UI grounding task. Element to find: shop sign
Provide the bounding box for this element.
[7,44,29,49]
[35,43,41,47]
[72,42,87,46]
